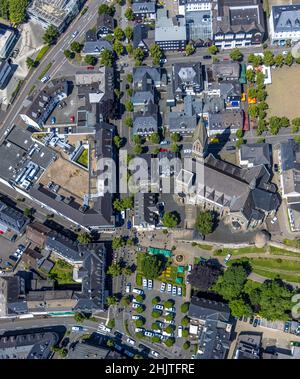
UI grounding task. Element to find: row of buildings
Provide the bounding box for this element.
[131,0,300,51]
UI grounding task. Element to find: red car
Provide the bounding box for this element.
[160,148,168,153]
[70,116,75,123]
[87,66,94,70]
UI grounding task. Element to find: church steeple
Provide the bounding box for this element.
[192,116,208,160]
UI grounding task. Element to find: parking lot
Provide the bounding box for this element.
[0,234,27,273]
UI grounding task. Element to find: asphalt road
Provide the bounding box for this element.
[0,0,100,135]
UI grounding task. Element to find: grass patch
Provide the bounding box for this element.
[35,45,51,63]
[50,258,75,285]
[269,245,300,257]
[136,273,142,286]
[214,246,265,256]
[283,239,300,249]
[76,148,88,168]
[249,257,300,272]
[10,80,24,103]
[191,242,213,251]
[251,267,300,284]
[38,62,53,81]
[28,85,36,96]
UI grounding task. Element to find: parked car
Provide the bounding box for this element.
[51,116,56,125]
[144,331,154,337]
[271,216,278,224]
[132,302,143,309]
[159,58,167,64]
[165,307,176,313]
[40,75,50,83]
[160,282,166,292]
[70,115,75,123]
[226,146,236,151]
[164,319,175,325]
[154,304,164,311]
[142,278,148,287]
[114,331,123,339]
[72,326,83,332]
[150,350,159,358]
[177,287,182,296]
[72,30,79,38]
[188,264,192,272]
[167,283,172,293]
[126,338,135,346]
[274,163,279,172]
[9,255,18,262]
[224,253,232,264]
[127,220,132,229]
[249,317,254,324]
[172,285,177,296]
[160,140,169,145]
[135,328,144,333]
[296,326,300,336]
[284,322,290,333]
[126,283,131,293]
[178,325,183,337]
[132,288,144,295]
[148,279,153,289]
[132,315,140,320]
[203,55,211,60]
[253,318,259,327]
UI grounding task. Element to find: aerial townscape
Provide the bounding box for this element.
[2,0,300,364]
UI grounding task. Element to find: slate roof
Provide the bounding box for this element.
[272,4,300,33]
[188,296,230,322]
[0,200,29,234]
[133,66,162,87]
[240,143,271,166]
[45,231,82,263]
[97,14,114,33]
[82,39,113,55]
[134,192,158,227]
[172,62,204,97]
[132,0,156,14]
[212,61,240,81]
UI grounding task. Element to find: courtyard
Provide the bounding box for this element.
[267,65,300,120]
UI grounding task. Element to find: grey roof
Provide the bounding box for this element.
[132,0,156,14]
[134,192,158,227]
[234,333,261,359]
[133,66,162,87]
[74,243,106,312]
[132,90,154,105]
[133,24,154,50]
[0,276,27,317]
[272,5,300,33]
[0,200,29,234]
[82,39,113,55]
[208,110,243,133]
[45,231,82,262]
[188,296,230,322]
[212,61,240,80]
[240,143,271,166]
[172,62,204,97]
[169,111,197,133]
[280,140,300,196]
[133,100,158,135]
[155,9,187,42]
[97,14,114,33]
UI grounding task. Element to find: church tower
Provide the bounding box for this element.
[192,116,208,160]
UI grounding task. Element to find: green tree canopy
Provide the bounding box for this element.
[164,338,175,347]
[70,41,82,53]
[229,298,253,318]
[100,49,113,67]
[149,132,160,144]
[263,50,274,66]
[230,48,243,61]
[171,133,181,142]
[112,236,126,250]
[107,263,122,276]
[246,69,255,83]
[43,25,60,45]
[64,49,74,60]
[125,100,134,112]
[84,55,97,66]
[185,42,195,56]
[213,265,248,301]
[208,45,218,55]
[26,57,35,69]
[9,0,28,24]
[106,295,118,306]
[236,129,243,139]
[141,254,165,279]
[151,310,162,318]
[162,211,180,228]
[124,7,134,20]
[114,27,124,41]
[149,44,163,65]
[181,316,190,327]
[98,4,115,16]
[180,302,190,313]
[133,47,145,65]
[77,232,92,244]
[125,116,133,128]
[195,211,214,236]
[124,26,133,41]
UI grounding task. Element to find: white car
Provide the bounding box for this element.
[178,325,183,338]
[151,350,159,358]
[177,287,182,296]
[135,328,144,333]
[160,282,166,292]
[165,307,176,313]
[72,30,79,38]
[132,302,143,309]
[172,286,177,296]
[132,288,144,295]
[188,264,193,272]
[121,210,126,219]
[72,326,83,332]
[154,304,164,311]
[126,283,131,293]
[148,279,153,289]
[282,50,288,56]
[167,283,172,293]
[271,216,278,224]
[224,253,232,264]
[98,324,111,333]
[127,338,135,346]
[162,331,174,337]
[144,331,154,337]
[132,315,140,320]
[40,75,50,83]
[164,319,175,325]
[142,278,148,287]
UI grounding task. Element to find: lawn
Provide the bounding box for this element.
[214,246,265,256]
[191,242,213,251]
[283,239,300,249]
[76,149,88,168]
[269,245,300,257]
[251,267,300,284]
[35,45,51,63]
[49,258,75,285]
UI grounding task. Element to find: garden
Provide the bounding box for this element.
[76,148,88,168]
[48,258,75,285]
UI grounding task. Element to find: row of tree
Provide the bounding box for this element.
[0,0,28,24]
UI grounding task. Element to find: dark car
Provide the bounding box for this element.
[203,55,211,59]
[114,331,123,339]
[9,255,18,262]
[274,164,278,172]
[226,146,236,151]
[284,322,290,333]
[249,317,254,324]
[253,318,259,327]
[127,220,132,229]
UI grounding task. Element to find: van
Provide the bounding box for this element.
[178,325,183,338]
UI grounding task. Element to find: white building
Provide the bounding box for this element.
[269,4,300,46]
[178,0,211,16]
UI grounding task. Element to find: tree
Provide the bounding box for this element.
[135,319,144,327]
[98,4,115,16]
[182,329,189,338]
[256,71,265,86]
[229,299,253,318]
[133,134,142,145]
[133,48,144,65]
[183,341,190,350]
[136,294,144,303]
[121,295,131,306]
[195,211,214,236]
[77,232,92,244]
[165,325,174,334]
[124,7,134,21]
[141,254,165,279]
[248,104,258,119]
[135,305,145,313]
[150,133,160,144]
[9,0,28,24]
[126,43,134,55]
[125,116,133,128]
[113,135,124,149]
[152,296,160,305]
[84,55,97,66]
[64,49,74,59]
[133,144,143,155]
[181,302,190,313]
[269,116,282,135]
[164,299,175,308]
[152,336,161,343]
[100,49,113,67]
[151,310,162,318]
[252,55,263,67]
[74,312,85,323]
[213,265,248,301]
[136,331,144,339]
[256,89,267,102]
[70,41,82,53]
[165,313,174,322]
[107,263,122,276]
[292,117,300,129]
[43,25,60,45]
[263,50,274,66]
[23,208,31,217]
[26,57,35,69]
[274,53,284,67]
[208,45,218,55]
[280,116,290,129]
[230,48,243,61]
[188,264,220,291]
[236,129,243,139]
[171,133,181,142]
[296,56,300,64]
[149,44,163,65]
[107,319,115,328]
[112,236,126,250]
[152,322,161,330]
[107,339,114,348]
[246,69,255,83]
[125,100,134,112]
[114,27,124,41]
[106,295,118,305]
[124,26,133,41]
[170,143,180,154]
[164,338,175,347]
[236,138,244,149]
[285,51,293,66]
[162,211,180,228]
[185,42,195,56]
[126,73,133,83]
[181,316,190,327]
[248,87,257,99]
